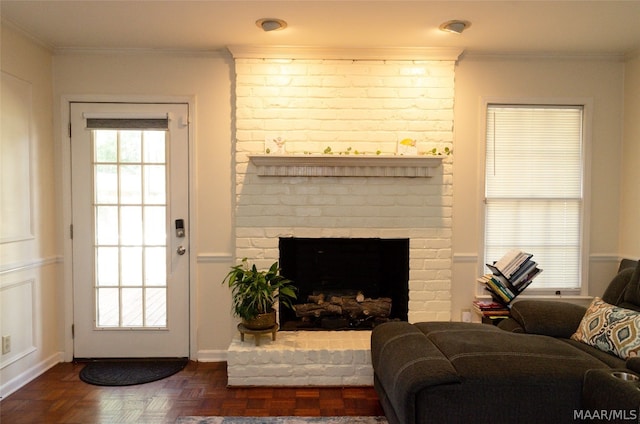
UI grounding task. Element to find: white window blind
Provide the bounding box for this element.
[484,105,584,292]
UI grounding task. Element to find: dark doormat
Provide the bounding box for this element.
[79,358,189,386]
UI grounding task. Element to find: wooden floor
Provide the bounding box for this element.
[0,361,385,424]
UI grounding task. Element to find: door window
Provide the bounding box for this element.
[93,129,168,328]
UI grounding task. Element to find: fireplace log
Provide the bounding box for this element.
[294,297,392,319]
[307,294,326,304]
[294,303,342,317]
[340,298,392,318]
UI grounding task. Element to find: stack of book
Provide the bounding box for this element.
[472,299,510,321]
[479,249,543,306]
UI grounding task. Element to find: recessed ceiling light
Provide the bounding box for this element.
[439,20,471,34]
[256,18,288,32]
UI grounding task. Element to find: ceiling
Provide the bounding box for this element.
[2,1,640,56]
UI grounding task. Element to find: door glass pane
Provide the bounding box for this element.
[121,247,142,285]
[122,288,143,327]
[120,165,142,204]
[145,288,167,327]
[96,247,118,286]
[93,129,168,329]
[95,165,118,204]
[97,288,119,327]
[143,131,165,163]
[144,206,165,245]
[144,165,165,204]
[95,206,118,245]
[119,131,142,162]
[145,247,166,286]
[120,206,142,245]
[95,131,118,162]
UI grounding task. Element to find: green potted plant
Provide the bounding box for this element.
[222,258,297,330]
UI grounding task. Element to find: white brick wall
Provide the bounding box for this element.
[233,57,455,322]
[227,331,374,386]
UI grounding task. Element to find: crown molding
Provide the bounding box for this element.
[227,45,464,61]
[462,50,627,62]
[52,46,230,58]
[1,17,55,52]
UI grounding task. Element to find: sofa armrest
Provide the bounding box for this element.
[371,322,461,424]
[583,368,640,414]
[496,317,525,332]
[626,357,640,374]
[509,300,587,338]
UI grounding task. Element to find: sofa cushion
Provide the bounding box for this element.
[509,300,586,337]
[416,322,610,376]
[621,259,640,309]
[602,267,636,306]
[571,297,640,360]
[559,338,626,368]
[410,322,611,424]
[371,321,461,424]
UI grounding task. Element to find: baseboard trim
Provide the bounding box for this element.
[0,351,63,400]
[196,349,228,363]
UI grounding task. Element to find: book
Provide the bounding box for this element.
[472,299,510,318]
[480,250,542,306]
[485,278,512,302]
[514,268,543,291]
[472,299,505,309]
[510,259,537,284]
[493,249,533,279]
[493,249,521,273]
[491,275,515,299]
[513,266,543,289]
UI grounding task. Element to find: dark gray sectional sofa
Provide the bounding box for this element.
[371,260,640,424]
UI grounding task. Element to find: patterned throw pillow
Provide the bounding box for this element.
[571,297,640,360]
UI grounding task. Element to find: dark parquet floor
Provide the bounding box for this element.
[0,361,384,424]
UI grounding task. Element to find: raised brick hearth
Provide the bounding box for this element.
[227,331,373,386]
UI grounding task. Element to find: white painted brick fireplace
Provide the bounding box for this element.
[226,46,460,385]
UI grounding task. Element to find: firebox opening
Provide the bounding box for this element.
[278,237,409,331]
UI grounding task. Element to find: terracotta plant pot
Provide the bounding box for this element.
[242,310,276,330]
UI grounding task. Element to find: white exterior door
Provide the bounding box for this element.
[71,102,189,358]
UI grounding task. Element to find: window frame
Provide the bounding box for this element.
[478,98,592,297]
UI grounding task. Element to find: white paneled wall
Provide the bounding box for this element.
[1,24,61,400]
[231,52,457,321]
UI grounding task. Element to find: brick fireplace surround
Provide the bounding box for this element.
[226,46,460,386]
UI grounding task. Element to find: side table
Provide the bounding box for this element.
[237,323,279,346]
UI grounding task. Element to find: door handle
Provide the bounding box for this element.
[177,245,186,255]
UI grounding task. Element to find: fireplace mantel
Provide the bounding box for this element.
[248,154,443,178]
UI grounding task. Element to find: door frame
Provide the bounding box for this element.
[60,95,197,361]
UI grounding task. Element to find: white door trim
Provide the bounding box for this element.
[60,95,197,361]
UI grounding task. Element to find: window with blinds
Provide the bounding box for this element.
[484,104,584,292]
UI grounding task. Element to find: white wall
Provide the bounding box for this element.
[1,24,62,398]
[452,55,626,318]
[53,51,237,359]
[620,53,640,258]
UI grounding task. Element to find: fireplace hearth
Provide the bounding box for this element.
[278,237,409,330]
